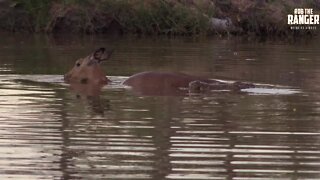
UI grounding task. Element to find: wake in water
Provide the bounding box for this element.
[0,75,301,96]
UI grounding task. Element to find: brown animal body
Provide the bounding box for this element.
[122,71,225,95]
[64,48,254,95]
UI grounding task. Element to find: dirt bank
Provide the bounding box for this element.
[0,0,319,36]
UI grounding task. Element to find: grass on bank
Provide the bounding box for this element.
[6,0,212,35]
[1,0,319,36]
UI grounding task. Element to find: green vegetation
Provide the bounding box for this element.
[11,0,51,31]
[107,0,212,35]
[0,0,318,36]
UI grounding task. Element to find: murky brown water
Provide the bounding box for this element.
[0,34,320,179]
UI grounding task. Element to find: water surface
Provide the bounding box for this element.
[0,34,320,179]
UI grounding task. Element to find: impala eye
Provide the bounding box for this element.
[76,62,81,67]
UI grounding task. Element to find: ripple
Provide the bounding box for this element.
[0,74,320,179]
[242,88,301,95]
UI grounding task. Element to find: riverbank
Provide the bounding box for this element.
[0,0,319,36]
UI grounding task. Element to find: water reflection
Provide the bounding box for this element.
[0,35,320,179]
[68,82,109,115]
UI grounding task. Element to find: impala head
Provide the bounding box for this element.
[64,48,113,84]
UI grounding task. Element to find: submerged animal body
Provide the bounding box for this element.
[122,71,230,95]
[64,48,255,95]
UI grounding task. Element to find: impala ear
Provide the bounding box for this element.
[93,47,114,62]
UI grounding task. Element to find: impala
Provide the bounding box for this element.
[64,48,255,95]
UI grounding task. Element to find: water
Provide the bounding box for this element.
[0,34,320,179]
